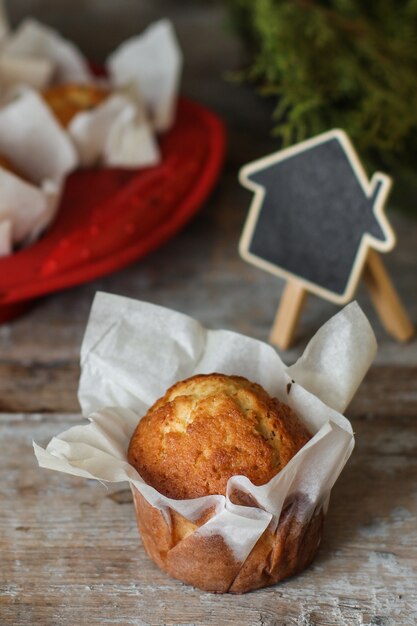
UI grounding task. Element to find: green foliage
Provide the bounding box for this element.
[228,0,417,185]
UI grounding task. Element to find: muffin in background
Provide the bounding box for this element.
[42,83,109,127]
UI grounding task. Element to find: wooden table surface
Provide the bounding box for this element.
[1,2,417,625]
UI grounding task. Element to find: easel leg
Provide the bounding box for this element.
[269,281,307,350]
[363,249,414,342]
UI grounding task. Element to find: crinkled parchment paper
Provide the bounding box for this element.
[0,15,181,253]
[0,88,77,253]
[0,13,181,167]
[34,292,376,563]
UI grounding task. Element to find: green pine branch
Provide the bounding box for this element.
[228,0,417,209]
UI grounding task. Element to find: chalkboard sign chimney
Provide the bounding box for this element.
[239,129,414,349]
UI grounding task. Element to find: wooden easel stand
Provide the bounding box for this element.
[269,250,414,350]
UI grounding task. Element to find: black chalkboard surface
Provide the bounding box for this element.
[239,129,396,304]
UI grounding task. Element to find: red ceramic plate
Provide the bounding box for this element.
[0,97,226,322]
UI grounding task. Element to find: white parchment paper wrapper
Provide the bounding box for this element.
[68,92,160,169]
[0,11,180,166]
[0,15,178,253]
[1,18,92,84]
[0,13,54,94]
[107,19,182,133]
[0,88,77,254]
[0,217,11,255]
[70,18,180,165]
[0,55,53,95]
[34,292,376,565]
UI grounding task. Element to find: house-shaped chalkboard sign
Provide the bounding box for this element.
[239,129,396,305]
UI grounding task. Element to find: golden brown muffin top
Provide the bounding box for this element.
[42,83,109,128]
[128,373,310,500]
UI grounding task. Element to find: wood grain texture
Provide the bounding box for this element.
[0,1,416,625]
[0,361,79,412]
[0,363,416,418]
[1,412,416,626]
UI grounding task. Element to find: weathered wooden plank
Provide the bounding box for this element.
[0,196,415,368]
[0,362,416,418]
[1,412,416,626]
[348,365,417,418]
[0,2,415,626]
[0,178,415,418]
[0,361,79,413]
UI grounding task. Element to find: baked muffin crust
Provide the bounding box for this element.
[42,83,109,127]
[128,373,310,499]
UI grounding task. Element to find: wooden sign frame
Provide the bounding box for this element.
[239,129,396,305]
[238,129,413,349]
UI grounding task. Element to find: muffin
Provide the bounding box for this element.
[128,373,310,500]
[128,373,324,593]
[42,83,109,127]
